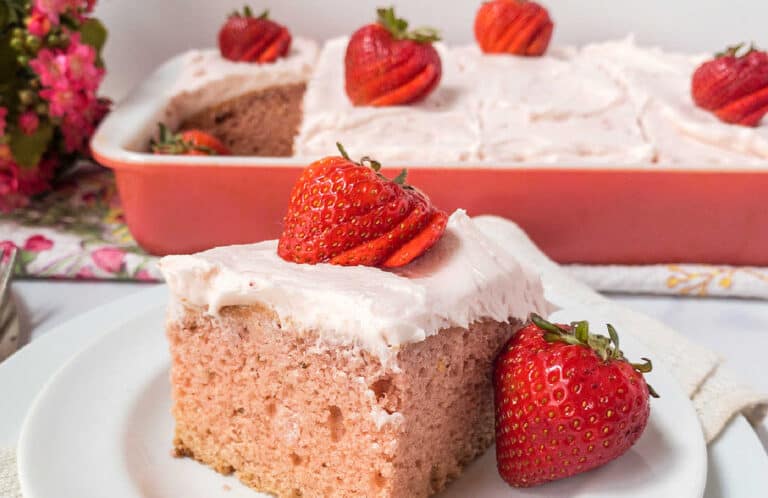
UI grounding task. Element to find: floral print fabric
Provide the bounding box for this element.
[2,165,768,298]
[0,165,159,281]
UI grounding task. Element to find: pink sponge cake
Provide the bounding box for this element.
[159,210,549,497]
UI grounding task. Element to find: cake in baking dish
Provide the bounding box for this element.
[162,35,767,165]
[159,210,549,498]
[163,38,318,156]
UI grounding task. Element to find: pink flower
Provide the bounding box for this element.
[91,246,125,273]
[26,8,52,37]
[75,266,95,279]
[19,111,40,135]
[16,156,57,196]
[0,150,28,213]
[135,269,156,282]
[0,107,7,137]
[33,0,84,25]
[0,241,17,264]
[30,33,105,153]
[23,234,54,252]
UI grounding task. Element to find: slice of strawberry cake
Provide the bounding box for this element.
[159,146,550,497]
[162,8,318,157]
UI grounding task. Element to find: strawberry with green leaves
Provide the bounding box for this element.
[344,7,442,106]
[494,314,657,487]
[691,43,768,127]
[150,123,230,156]
[278,143,448,267]
[218,6,292,63]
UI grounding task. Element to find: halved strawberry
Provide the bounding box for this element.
[691,43,768,127]
[278,143,448,267]
[344,7,442,106]
[474,0,554,56]
[218,6,291,63]
[150,123,230,156]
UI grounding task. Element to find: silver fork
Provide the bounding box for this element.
[0,247,20,362]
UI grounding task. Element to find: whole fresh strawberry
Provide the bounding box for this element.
[494,314,658,488]
[345,7,442,106]
[278,143,448,267]
[692,43,768,127]
[150,123,230,156]
[474,0,554,56]
[218,6,292,63]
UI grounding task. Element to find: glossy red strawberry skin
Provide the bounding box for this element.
[218,15,291,63]
[345,23,442,106]
[474,0,554,56]
[278,155,446,267]
[692,49,768,127]
[494,322,651,487]
[179,130,231,156]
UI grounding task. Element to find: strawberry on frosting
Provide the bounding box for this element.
[218,6,292,64]
[474,0,554,56]
[692,43,768,127]
[278,143,448,268]
[344,7,442,106]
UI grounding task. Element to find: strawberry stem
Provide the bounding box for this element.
[392,169,408,185]
[150,122,216,155]
[230,5,266,19]
[336,142,351,160]
[376,7,441,43]
[531,313,660,398]
[335,142,411,189]
[715,42,761,58]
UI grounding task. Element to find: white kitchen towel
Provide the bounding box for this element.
[2,217,766,494]
[475,215,768,441]
[568,264,768,299]
[0,448,21,498]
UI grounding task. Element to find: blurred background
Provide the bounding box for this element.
[94,0,768,101]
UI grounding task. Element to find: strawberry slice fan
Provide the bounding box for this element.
[474,0,554,56]
[278,143,448,268]
[218,6,292,63]
[344,7,443,106]
[692,43,768,127]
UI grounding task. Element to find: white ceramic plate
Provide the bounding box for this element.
[1,286,766,497]
[16,289,706,498]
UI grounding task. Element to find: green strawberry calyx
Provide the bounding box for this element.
[229,5,269,19]
[530,313,660,398]
[715,42,761,58]
[150,123,216,155]
[376,7,441,44]
[336,142,411,188]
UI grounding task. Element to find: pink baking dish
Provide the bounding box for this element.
[91,53,768,265]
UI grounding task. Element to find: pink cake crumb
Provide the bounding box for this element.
[168,303,521,497]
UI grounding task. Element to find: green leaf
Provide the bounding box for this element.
[1,0,26,24]
[18,249,37,267]
[0,34,19,85]
[9,122,54,168]
[79,18,108,54]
